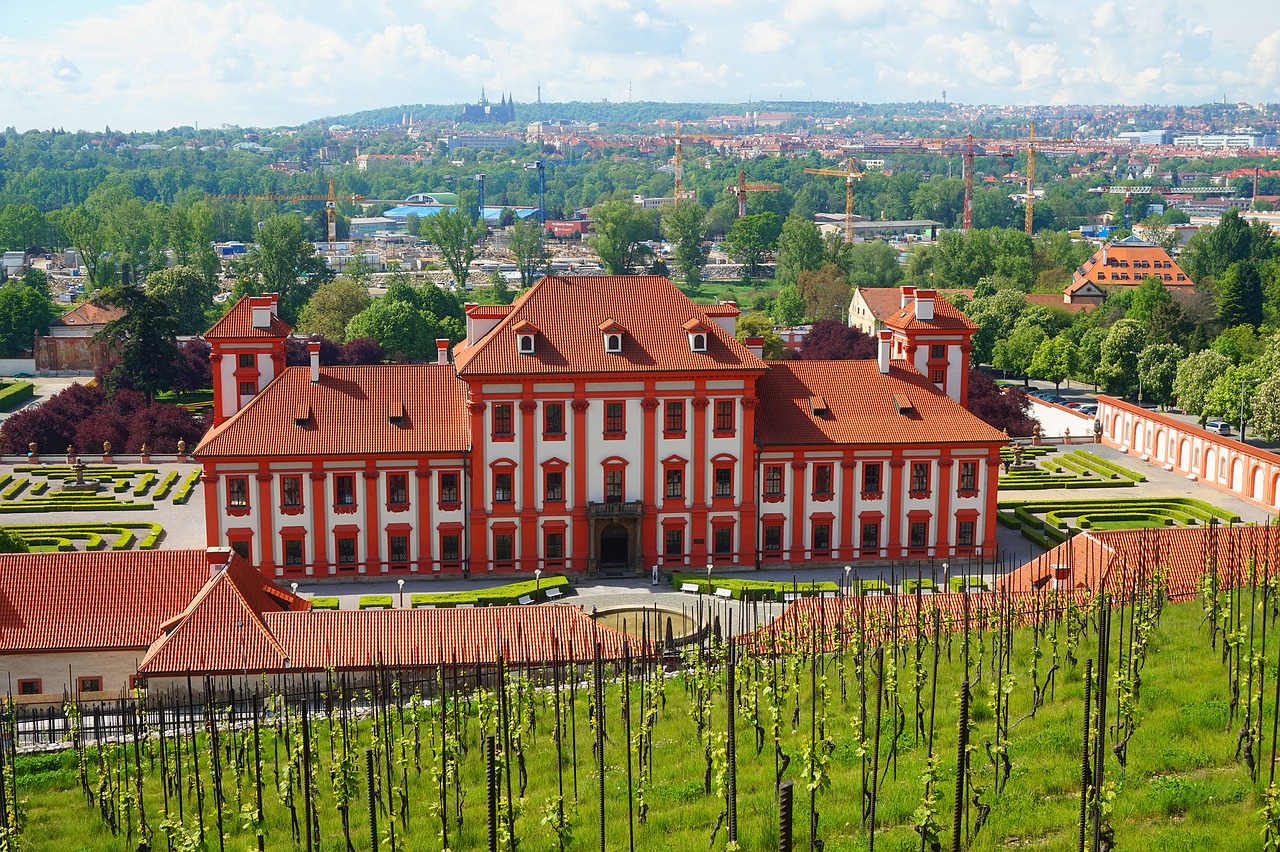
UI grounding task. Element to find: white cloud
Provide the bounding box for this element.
[0,0,1276,131]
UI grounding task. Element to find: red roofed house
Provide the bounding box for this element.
[33,300,126,375]
[195,276,1006,580]
[1066,235,1194,307]
[204,293,291,425]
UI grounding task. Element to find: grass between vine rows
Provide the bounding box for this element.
[12,598,1271,851]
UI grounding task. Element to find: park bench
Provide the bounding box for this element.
[680,582,700,593]
[518,595,534,605]
[544,587,563,600]
[782,592,802,603]
[714,587,733,599]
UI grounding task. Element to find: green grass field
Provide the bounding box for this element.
[10,595,1278,851]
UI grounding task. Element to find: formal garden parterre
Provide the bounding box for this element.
[0,465,201,513]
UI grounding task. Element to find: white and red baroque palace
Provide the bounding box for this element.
[195,276,1005,579]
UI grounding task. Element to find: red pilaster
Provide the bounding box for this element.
[888,456,906,559]
[689,392,710,563]
[519,398,538,570]
[255,472,275,571]
[571,397,590,571]
[935,455,953,554]
[788,459,806,562]
[739,393,760,562]
[309,470,328,572]
[467,396,488,573]
[201,471,220,549]
[640,395,659,566]
[363,469,380,571]
[415,468,433,572]
[839,457,856,561]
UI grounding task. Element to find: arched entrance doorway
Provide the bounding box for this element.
[599,523,629,572]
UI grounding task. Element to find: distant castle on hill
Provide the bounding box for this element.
[458,90,515,124]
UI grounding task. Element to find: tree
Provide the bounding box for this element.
[1249,372,1280,442]
[1074,325,1107,388]
[345,297,463,362]
[421,207,486,290]
[173,339,213,392]
[96,281,181,401]
[56,205,113,287]
[0,529,28,553]
[961,287,1025,365]
[659,201,709,286]
[1172,349,1231,421]
[773,284,806,326]
[20,268,49,296]
[1135,343,1182,406]
[0,202,46,251]
[735,312,788,359]
[1215,260,1264,328]
[845,242,904,289]
[145,265,217,336]
[1029,335,1077,391]
[508,216,547,288]
[1096,318,1145,395]
[297,277,372,343]
[1181,208,1269,284]
[405,212,422,237]
[993,320,1046,383]
[723,212,781,277]
[798,320,877,360]
[966,369,1035,436]
[588,200,657,275]
[338,338,385,365]
[773,215,824,288]
[0,285,54,357]
[1204,365,1251,423]
[238,214,333,324]
[795,264,852,322]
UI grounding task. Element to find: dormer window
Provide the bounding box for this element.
[691,333,706,352]
[512,319,539,356]
[518,334,535,354]
[598,318,627,354]
[682,317,711,353]
[605,334,622,353]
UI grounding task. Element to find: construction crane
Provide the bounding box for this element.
[803,157,867,243]
[727,169,782,218]
[210,179,364,253]
[1016,122,1073,235]
[673,121,684,202]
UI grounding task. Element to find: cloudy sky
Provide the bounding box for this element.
[2,0,1278,132]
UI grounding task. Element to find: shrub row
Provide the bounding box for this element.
[1068,450,1146,482]
[949,575,990,592]
[172,470,202,505]
[309,597,339,610]
[0,382,34,411]
[410,575,573,607]
[1,478,28,500]
[0,494,153,514]
[132,472,156,496]
[670,572,841,601]
[0,522,163,550]
[152,471,179,500]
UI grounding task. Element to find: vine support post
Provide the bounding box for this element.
[951,679,970,852]
[485,735,498,852]
[779,779,794,852]
[1078,659,1093,852]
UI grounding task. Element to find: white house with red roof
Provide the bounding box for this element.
[194,276,1005,580]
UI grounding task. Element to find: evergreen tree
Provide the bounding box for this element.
[1215,260,1264,328]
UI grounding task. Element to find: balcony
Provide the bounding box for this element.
[586,500,645,519]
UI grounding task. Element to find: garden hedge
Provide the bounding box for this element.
[0,382,34,411]
[411,575,572,607]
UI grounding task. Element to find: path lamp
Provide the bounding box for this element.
[535,568,542,601]
[397,578,405,608]
[843,565,852,597]
[290,582,299,600]
[706,562,713,599]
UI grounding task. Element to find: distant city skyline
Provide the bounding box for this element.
[1,0,1277,133]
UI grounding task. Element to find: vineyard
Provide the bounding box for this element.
[8,563,1280,851]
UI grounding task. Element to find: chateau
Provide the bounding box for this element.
[195,276,1006,579]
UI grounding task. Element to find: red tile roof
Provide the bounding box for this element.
[52,300,125,328]
[204,295,293,340]
[453,276,766,376]
[855,288,977,326]
[1070,238,1194,292]
[194,364,469,458]
[140,603,642,676]
[1000,526,1280,602]
[0,550,222,653]
[882,295,978,332]
[755,360,1007,446]
[466,305,515,319]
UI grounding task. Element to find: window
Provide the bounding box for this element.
[664,401,685,434]
[665,468,684,499]
[238,381,256,396]
[77,677,102,693]
[813,523,831,551]
[764,465,784,496]
[763,524,782,554]
[545,532,564,560]
[909,520,928,549]
[910,462,930,495]
[441,534,460,563]
[17,679,40,696]
[543,402,564,436]
[714,400,735,433]
[494,471,513,503]
[664,528,684,557]
[713,526,732,555]
[389,534,409,565]
[605,469,623,503]
[714,467,733,498]
[518,334,535,354]
[439,472,459,505]
[929,369,945,384]
[813,464,833,497]
[861,521,880,550]
[959,462,977,493]
[604,402,625,436]
[691,332,707,352]
[493,403,514,438]
[337,536,357,566]
[281,475,302,508]
[227,477,248,508]
[545,471,564,502]
[494,533,514,562]
[238,353,256,369]
[930,344,945,359]
[863,463,882,495]
[335,474,356,506]
[605,333,622,353]
[958,520,975,547]
[230,540,250,559]
[387,473,408,506]
[284,539,304,567]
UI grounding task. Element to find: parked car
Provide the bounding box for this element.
[1077,404,1098,416]
[1205,421,1232,436]
[1064,401,1084,409]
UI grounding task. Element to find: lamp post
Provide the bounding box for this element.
[843,565,852,598]
[706,561,713,599]
[397,578,405,609]
[1241,377,1262,441]
[290,582,299,600]
[535,568,542,601]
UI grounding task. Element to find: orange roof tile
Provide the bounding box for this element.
[0,550,221,653]
[204,295,293,340]
[194,364,468,458]
[882,295,978,332]
[453,276,766,376]
[1071,237,1195,291]
[466,305,516,319]
[140,604,643,675]
[51,300,125,328]
[755,360,1007,446]
[856,288,909,322]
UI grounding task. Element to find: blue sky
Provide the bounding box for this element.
[1,0,1277,132]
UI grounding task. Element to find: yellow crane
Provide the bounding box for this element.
[209,179,366,253]
[803,158,867,243]
[1019,122,1073,235]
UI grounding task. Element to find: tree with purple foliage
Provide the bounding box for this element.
[338,338,385,365]
[0,383,206,455]
[965,369,1035,437]
[174,339,213,392]
[797,320,877,360]
[285,335,341,366]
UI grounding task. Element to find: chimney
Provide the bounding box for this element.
[915,289,935,322]
[436,338,451,365]
[206,546,233,576]
[308,338,321,383]
[878,330,893,375]
[250,294,278,329]
[1052,563,1071,591]
[744,336,765,359]
[900,285,915,309]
